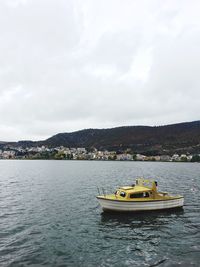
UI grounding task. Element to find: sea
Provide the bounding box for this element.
[0,160,200,267]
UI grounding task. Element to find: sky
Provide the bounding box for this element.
[0,0,200,141]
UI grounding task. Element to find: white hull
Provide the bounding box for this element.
[97,197,184,212]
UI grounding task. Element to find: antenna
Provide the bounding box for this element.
[97,186,100,195]
[102,188,106,197]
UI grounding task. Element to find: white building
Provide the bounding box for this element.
[171,154,180,161]
[136,154,146,161]
[117,154,133,161]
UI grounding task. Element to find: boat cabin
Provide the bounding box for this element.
[115,179,158,200]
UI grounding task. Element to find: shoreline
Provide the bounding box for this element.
[0,158,199,163]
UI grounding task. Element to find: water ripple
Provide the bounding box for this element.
[0,161,200,267]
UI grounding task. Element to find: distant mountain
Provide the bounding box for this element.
[2,120,200,155]
[43,121,200,155]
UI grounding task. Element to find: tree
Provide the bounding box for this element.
[54,151,66,160]
[180,156,188,162]
[132,154,137,161]
[66,153,73,160]
[191,155,200,162]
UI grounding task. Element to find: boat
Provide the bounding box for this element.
[96,178,184,212]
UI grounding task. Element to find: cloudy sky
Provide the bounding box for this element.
[0,0,200,141]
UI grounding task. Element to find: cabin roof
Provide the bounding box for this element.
[119,185,152,193]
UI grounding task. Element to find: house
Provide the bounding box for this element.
[171,154,180,161]
[136,154,146,161]
[160,155,171,161]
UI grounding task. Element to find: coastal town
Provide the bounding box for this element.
[0,145,199,162]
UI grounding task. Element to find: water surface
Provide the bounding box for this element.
[0,160,200,266]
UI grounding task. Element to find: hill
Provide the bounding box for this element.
[2,121,200,155]
[43,120,200,155]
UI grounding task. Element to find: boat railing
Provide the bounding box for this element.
[97,186,114,197]
[158,191,168,196]
[97,186,107,197]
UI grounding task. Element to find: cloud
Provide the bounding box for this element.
[0,0,200,141]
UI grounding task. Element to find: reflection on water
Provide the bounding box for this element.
[101,208,185,226]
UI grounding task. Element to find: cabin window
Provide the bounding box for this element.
[129,192,150,198]
[130,192,143,198]
[120,191,126,197]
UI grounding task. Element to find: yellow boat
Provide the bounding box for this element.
[97,178,184,212]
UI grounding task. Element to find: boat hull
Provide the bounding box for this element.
[97,197,184,212]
